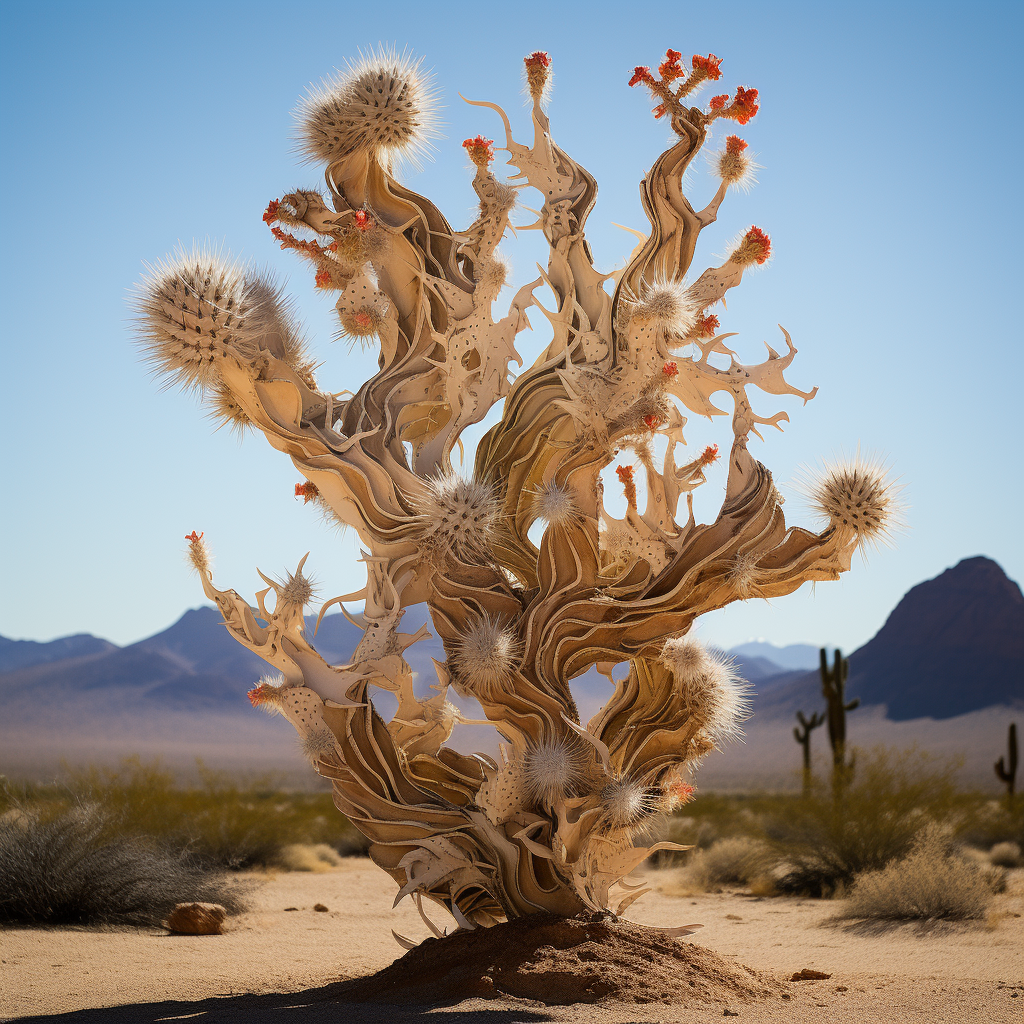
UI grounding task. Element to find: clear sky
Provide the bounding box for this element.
[1,0,1020,654]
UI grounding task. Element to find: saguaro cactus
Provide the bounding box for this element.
[135,47,900,932]
[793,709,824,796]
[820,648,858,795]
[995,722,1018,800]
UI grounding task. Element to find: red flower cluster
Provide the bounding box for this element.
[700,444,720,467]
[353,311,373,330]
[670,781,696,805]
[295,481,319,503]
[709,94,728,110]
[745,226,771,264]
[725,135,748,154]
[658,49,684,82]
[616,464,634,484]
[462,135,495,166]
[628,65,655,88]
[691,53,723,80]
[697,312,720,337]
[247,683,271,707]
[662,361,679,377]
[643,413,660,429]
[353,210,373,231]
[524,51,550,68]
[733,86,759,124]
[185,530,203,544]
[262,199,280,224]
[652,103,667,119]
[315,267,331,288]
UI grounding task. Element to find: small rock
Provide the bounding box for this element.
[163,902,226,935]
[724,1009,739,1017]
[791,969,831,981]
[314,903,329,912]
[284,907,299,912]
[725,914,742,921]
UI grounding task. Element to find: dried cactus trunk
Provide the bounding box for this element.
[793,710,824,797]
[136,47,900,931]
[819,647,859,798]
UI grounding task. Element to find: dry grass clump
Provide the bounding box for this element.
[0,804,250,927]
[663,837,773,895]
[839,824,996,921]
[273,842,345,872]
[988,841,1022,867]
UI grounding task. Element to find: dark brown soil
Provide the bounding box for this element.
[336,913,788,1007]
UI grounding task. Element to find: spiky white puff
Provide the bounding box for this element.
[454,615,519,692]
[800,453,904,549]
[296,47,440,167]
[533,480,577,528]
[301,726,337,763]
[135,249,311,398]
[522,739,588,806]
[729,550,763,598]
[412,471,501,564]
[602,776,656,828]
[660,637,751,740]
[628,279,698,336]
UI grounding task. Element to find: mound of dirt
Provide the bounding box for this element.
[337,913,788,1007]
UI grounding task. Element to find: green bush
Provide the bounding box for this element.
[761,748,963,896]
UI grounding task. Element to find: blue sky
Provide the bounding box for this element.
[1,0,1020,654]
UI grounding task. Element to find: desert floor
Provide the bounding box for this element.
[2,861,1022,1023]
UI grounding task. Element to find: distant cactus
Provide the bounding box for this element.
[995,722,1018,800]
[793,710,825,796]
[820,648,859,796]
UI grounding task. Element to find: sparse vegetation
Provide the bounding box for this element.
[0,757,370,873]
[839,824,997,921]
[988,841,1022,867]
[0,804,250,927]
[662,836,773,895]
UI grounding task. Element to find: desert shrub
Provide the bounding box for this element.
[2,758,370,869]
[988,841,1022,867]
[839,824,995,921]
[0,804,250,927]
[763,748,962,896]
[665,836,773,894]
[274,842,345,872]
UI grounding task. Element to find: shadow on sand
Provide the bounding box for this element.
[15,985,559,1024]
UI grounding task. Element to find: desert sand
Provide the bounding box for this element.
[2,859,1021,1023]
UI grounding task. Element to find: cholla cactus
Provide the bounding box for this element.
[136,46,900,932]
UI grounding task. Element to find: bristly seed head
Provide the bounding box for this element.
[412,470,502,565]
[729,550,764,598]
[453,614,520,693]
[296,46,440,168]
[523,51,552,103]
[799,452,904,549]
[248,674,285,712]
[185,530,212,577]
[533,479,578,528]
[602,776,658,828]
[628,279,698,336]
[278,564,317,607]
[729,226,772,266]
[661,638,751,740]
[713,135,759,192]
[522,737,589,806]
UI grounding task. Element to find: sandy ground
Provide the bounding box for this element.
[2,861,1022,1023]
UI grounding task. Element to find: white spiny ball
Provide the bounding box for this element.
[135,249,309,397]
[533,480,577,528]
[454,616,519,692]
[413,470,501,564]
[661,638,750,740]
[801,453,904,549]
[628,279,697,336]
[522,739,587,806]
[296,47,440,167]
[602,776,656,828]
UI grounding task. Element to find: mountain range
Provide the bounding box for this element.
[2,556,1020,784]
